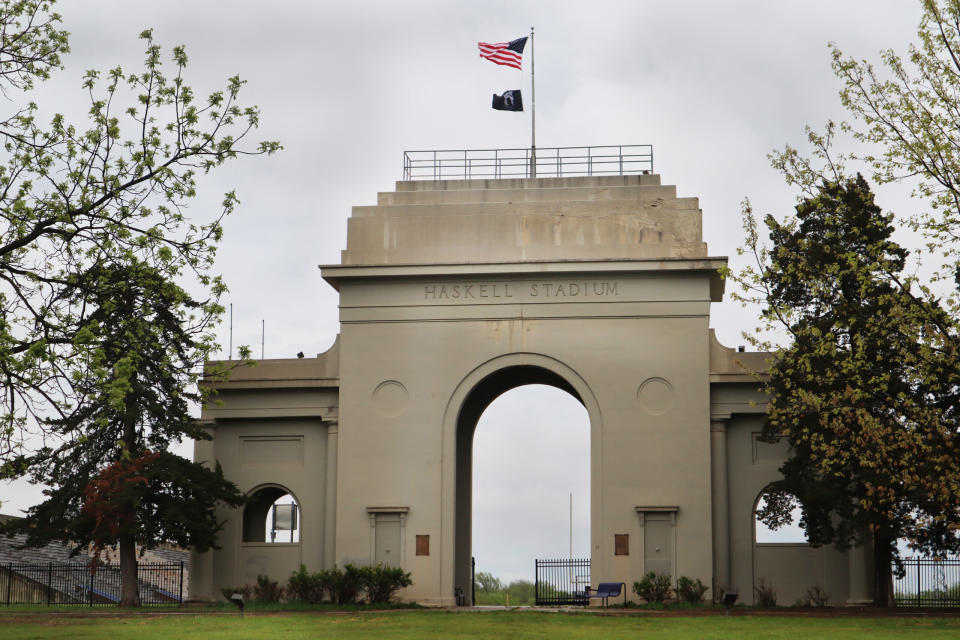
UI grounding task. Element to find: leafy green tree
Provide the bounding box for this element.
[0,1,278,469]
[822,0,960,289]
[733,174,960,607]
[3,260,246,605]
[0,1,277,606]
[474,570,503,593]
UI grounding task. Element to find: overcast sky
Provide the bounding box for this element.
[0,0,929,584]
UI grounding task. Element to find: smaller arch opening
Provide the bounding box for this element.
[754,490,808,544]
[242,486,301,543]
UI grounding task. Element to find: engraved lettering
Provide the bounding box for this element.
[424,280,618,301]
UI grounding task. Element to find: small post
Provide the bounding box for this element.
[178,561,184,604]
[230,592,245,617]
[534,559,539,604]
[723,590,738,615]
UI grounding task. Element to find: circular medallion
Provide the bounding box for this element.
[372,380,409,418]
[637,377,674,415]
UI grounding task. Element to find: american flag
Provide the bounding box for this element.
[478,37,527,70]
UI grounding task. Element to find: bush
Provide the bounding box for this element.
[287,564,326,603]
[633,571,673,603]
[359,564,413,603]
[472,578,535,606]
[331,564,364,605]
[801,584,830,607]
[288,563,414,605]
[505,579,535,606]
[254,574,285,602]
[676,576,707,604]
[754,577,777,608]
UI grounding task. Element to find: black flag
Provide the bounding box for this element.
[492,90,523,111]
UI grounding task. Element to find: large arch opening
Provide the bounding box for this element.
[472,385,591,599]
[453,363,596,602]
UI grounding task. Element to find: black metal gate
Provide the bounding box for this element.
[534,558,590,606]
[895,557,960,607]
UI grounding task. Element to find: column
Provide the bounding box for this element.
[188,422,217,600]
[323,421,339,569]
[710,418,730,598]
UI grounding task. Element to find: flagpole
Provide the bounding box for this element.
[530,26,536,179]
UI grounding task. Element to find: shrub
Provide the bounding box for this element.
[801,584,830,607]
[331,564,364,604]
[754,577,777,608]
[677,576,707,604]
[633,571,673,603]
[359,564,413,603]
[254,574,285,602]
[287,564,326,603]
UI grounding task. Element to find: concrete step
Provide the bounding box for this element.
[353,196,699,220]
[378,184,678,206]
[393,174,661,192]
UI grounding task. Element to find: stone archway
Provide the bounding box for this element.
[441,354,604,599]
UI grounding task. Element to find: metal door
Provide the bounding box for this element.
[375,514,402,566]
[644,516,673,575]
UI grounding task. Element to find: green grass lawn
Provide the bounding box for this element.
[2,610,960,639]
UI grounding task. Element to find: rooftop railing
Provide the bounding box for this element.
[402,145,653,181]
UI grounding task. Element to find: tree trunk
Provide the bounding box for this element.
[872,530,895,608]
[119,533,140,606]
[118,404,141,607]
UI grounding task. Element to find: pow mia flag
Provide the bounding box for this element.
[492,89,523,111]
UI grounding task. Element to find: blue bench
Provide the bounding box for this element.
[585,582,626,607]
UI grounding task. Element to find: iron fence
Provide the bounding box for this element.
[402,145,653,181]
[534,558,590,606]
[1,562,184,606]
[894,557,960,607]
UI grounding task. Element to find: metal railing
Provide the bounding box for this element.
[1,562,185,606]
[534,557,591,606]
[895,557,960,607]
[403,145,653,181]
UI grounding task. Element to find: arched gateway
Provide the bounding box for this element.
[189,168,874,605]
